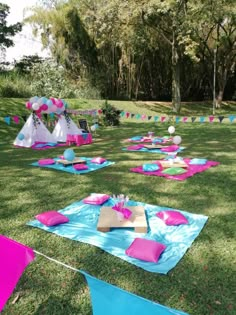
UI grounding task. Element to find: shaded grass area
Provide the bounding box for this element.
[0,101,236,315]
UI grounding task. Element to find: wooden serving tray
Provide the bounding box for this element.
[57,158,86,166]
[143,144,166,149]
[97,206,148,233]
[159,160,188,168]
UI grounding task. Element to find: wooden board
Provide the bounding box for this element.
[143,144,166,149]
[57,158,86,166]
[159,160,188,168]
[97,206,148,233]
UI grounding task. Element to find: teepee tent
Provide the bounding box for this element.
[52,113,83,142]
[14,113,57,148]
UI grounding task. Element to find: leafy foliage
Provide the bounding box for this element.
[101,100,121,126]
[0,3,22,49]
[30,59,76,98]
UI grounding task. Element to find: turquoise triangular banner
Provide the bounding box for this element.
[82,271,189,315]
[4,116,11,125]
[229,115,235,123]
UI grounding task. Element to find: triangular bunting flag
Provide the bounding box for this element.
[120,111,125,117]
[191,117,196,123]
[13,116,20,124]
[141,114,146,120]
[154,116,159,122]
[131,113,135,118]
[22,115,27,122]
[82,271,189,315]
[97,109,102,115]
[4,116,11,125]
[126,112,130,118]
[136,114,141,119]
[161,116,166,122]
[229,115,235,123]
[218,116,224,123]
[148,116,152,120]
[199,116,205,123]
[175,117,180,123]
[209,116,214,123]
[182,117,188,123]
[0,235,35,312]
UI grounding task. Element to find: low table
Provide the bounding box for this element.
[56,158,86,166]
[159,160,188,168]
[143,144,167,149]
[97,206,148,233]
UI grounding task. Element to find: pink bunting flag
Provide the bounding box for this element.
[182,117,188,123]
[126,112,130,118]
[209,116,215,123]
[0,235,35,312]
[161,116,166,122]
[97,109,102,115]
[13,116,20,124]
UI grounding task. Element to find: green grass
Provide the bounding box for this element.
[0,99,236,315]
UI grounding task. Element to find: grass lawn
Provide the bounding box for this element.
[0,98,235,315]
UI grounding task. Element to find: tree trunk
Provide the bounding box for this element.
[172,29,181,113]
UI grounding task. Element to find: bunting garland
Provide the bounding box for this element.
[1,109,236,126]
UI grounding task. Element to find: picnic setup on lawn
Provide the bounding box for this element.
[2,95,232,315]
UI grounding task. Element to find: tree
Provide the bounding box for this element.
[187,0,236,108]
[0,3,22,50]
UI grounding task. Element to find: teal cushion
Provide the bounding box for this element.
[142,164,159,172]
[189,158,207,165]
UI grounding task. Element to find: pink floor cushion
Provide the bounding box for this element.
[35,211,69,226]
[38,158,55,165]
[160,145,179,152]
[91,157,107,164]
[126,238,166,263]
[126,144,144,150]
[73,164,89,171]
[162,167,187,175]
[142,164,159,172]
[156,210,189,226]
[83,193,110,205]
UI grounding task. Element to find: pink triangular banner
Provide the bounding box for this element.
[126,112,130,118]
[0,235,35,312]
[182,117,188,122]
[13,116,20,124]
[141,114,146,120]
[161,116,166,122]
[209,116,214,123]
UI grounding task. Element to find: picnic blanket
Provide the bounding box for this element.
[31,142,65,150]
[27,197,208,274]
[31,157,115,174]
[130,158,219,180]
[122,144,185,155]
[126,136,172,143]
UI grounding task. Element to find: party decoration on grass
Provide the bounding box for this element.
[168,125,175,135]
[0,235,35,312]
[173,135,182,145]
[25,96,68,115]
[27,196,208,274]
[14,113,57,148]
[130,157,219,180]
[123,144,185,155]
[31,157,115,174]
[63,148,75,161]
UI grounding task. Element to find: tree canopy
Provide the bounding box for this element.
[25,0,236,111]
